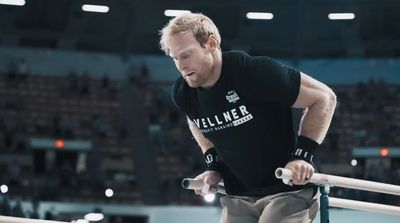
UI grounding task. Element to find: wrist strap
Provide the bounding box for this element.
[290,135,319,163]
[204,147,220,172]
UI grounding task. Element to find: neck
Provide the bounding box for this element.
[201,50,222,89]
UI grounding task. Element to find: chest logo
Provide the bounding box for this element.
[226,90,240,103]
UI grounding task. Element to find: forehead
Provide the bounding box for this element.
[168,31,201,57]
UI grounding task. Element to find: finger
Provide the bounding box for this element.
[299,165,306,182]
[291,171,297,184]
[194,176,203,181]
[209,187,217,194]
[306,168,314,180]
[205,174,220,185]
[291,172,298,184]
[204,176,214,185]
[202,182,210,194]
[293,165,300,183]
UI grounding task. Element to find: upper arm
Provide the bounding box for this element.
[292,72,336,109]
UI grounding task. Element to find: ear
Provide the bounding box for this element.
[206,35,218,51]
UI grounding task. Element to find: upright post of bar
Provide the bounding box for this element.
[320,184,330,223]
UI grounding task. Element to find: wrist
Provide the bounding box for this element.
[290,135,319,163]
[204,147,220,172]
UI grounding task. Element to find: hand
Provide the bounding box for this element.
[284,160,314,185]
[194,171,222,196]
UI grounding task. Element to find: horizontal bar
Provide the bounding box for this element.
[0,215,69,223]
[329,197,400,216]
[275,168,400,196]
[181,178,226,194]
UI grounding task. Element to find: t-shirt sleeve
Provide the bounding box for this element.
[237,54,301,106]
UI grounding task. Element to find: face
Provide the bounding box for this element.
[168,31,216,88]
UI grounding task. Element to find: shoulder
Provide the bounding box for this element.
[171,77,190,113]
[223,51,282,72]
[221,50,250,79]
[171,77,186,104]
[248,55,285,71]
[228,53,301,105]
[222,50,250,65]
[171,77,185,98]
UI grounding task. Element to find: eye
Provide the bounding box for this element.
[181,52,192,60]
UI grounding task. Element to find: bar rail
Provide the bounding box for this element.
[275,168,400,196]
[329,197,400,216]
[181,178,226,194]
[182,169,400,217]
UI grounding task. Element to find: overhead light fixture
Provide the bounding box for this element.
[164,9,191,17]
[82,4,109,13]
[246,12,274,20]
[328,13,355,20]
[0,0,25,6]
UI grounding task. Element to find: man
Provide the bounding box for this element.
[159,13,336,223]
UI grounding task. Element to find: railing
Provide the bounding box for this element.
[275,168,400,222]
[182,168,400,222]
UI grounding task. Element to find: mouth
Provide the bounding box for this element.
[185,72,195,77]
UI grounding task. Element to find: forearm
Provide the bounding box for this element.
[187,117,214,153]
[298,93,336,144]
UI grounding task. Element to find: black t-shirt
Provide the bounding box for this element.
[172,50,307,196]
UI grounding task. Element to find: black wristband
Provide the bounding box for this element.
[204,147,220,172]
[290,136,319,163]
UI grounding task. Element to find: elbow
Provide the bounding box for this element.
[312,88,336,111]
[324,89,337,110]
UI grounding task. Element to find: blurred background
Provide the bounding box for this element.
[0,0,400,222]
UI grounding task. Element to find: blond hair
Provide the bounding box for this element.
[159,13,221,55]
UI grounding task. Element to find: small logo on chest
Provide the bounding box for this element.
[226,90,240,103]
